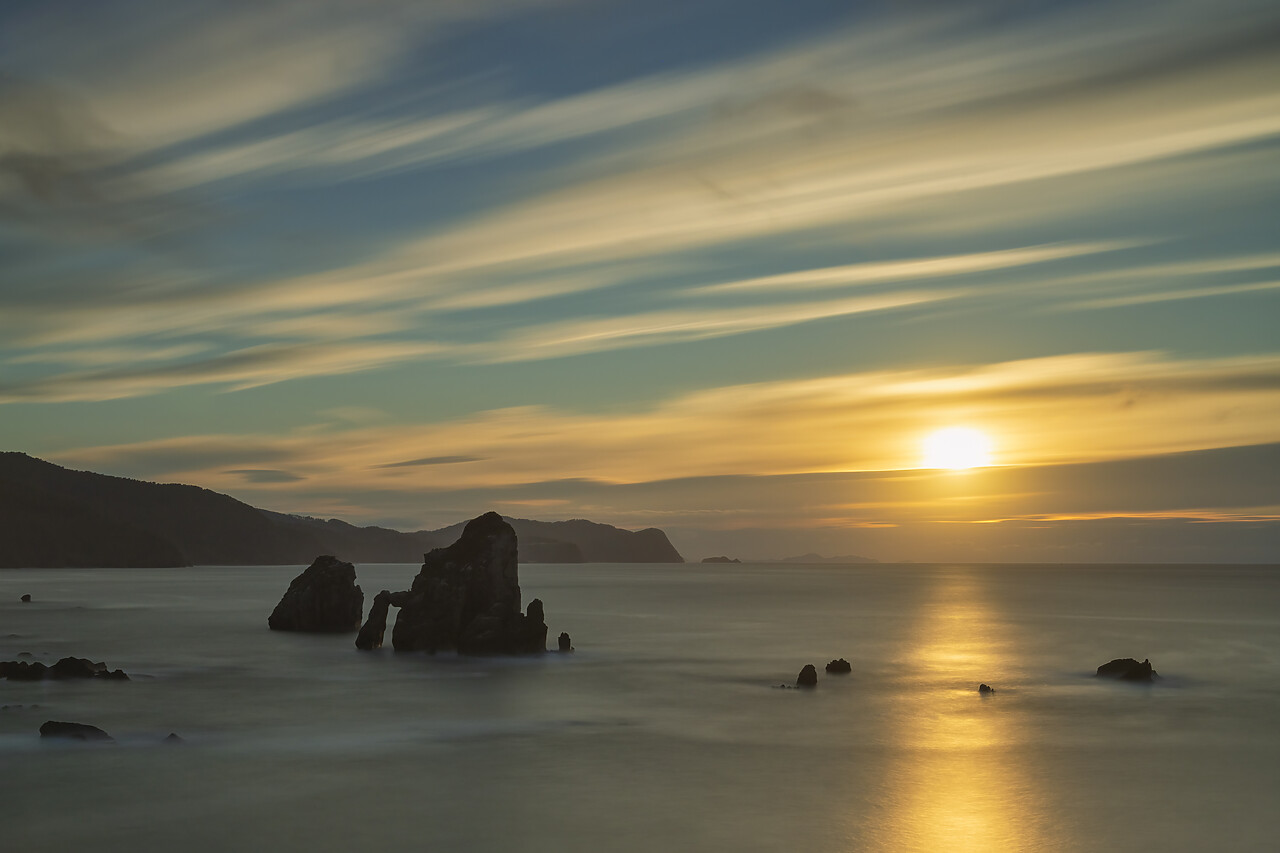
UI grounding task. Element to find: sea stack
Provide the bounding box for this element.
[797,664,819,688]
[268,555,364,632]
[388,512,548,654]
[1096,658,1158,682]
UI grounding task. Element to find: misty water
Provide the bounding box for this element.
[3,562,1278,852]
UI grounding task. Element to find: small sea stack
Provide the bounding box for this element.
[1096,658,1158,682]
[20,594,31,602]
[796,664,818,688]
[825,658,852,674]
[979,683,995,694]
[558,632,573,652]
[268,555,364,633]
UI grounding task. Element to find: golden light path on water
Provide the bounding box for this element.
[859,570,1054,852]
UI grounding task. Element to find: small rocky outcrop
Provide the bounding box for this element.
[557,632,573,652]
[163,732,185,744]
[20,594,31,602]
[797,664,818,688]
[268,555,364,632]
[40,720,113,741]
[1096,658,1158,681]
[825,658,852,674]
[979,683,995,694]
[355,589,393,650]
[701,556,740,563]
[1,657,128,681]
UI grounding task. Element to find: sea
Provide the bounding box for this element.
[2,562,1278,852]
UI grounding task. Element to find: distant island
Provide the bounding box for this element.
[701,556,741,563]
[0,453,684,567]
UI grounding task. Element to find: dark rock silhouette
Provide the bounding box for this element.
[20,594,30,602]
[163,732,185,744]
[825,658,852,674]
[268,555,364,632]
[1096,658,1158,681]
[1,656,127,681]
[558,632,573,652]
[390,512,548,654]
[979,683,995,694]
[355,589,393,650]
[40,720,113,741]
[701,556,740,563]
[797,664,818,687]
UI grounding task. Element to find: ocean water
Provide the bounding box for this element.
[2,562,1278,852]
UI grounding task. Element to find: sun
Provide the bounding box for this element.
[922,427,993,470]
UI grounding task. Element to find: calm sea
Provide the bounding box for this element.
[2,562,1278,852]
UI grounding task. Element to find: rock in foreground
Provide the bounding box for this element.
[40,720,113,741]
[1096,658,1158,681]
[268,555,364,632]
[387,512,548,654]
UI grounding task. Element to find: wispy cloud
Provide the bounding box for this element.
[52,350,1280,501]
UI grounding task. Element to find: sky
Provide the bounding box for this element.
[2,0,1279,562]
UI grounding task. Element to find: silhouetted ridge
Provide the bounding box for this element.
[0,453,686,567]
[429,517,684,563]
[0,453,320,566]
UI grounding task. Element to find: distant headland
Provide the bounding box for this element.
[0,452,684,567]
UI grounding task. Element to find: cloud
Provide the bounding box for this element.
[0,340,441,402]
[372,456,485,468]
[225,468,305,483]
[49,351,1280,504]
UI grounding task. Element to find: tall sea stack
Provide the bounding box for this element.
[384,512,548,654]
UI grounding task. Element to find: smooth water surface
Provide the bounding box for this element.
[3,563,1278,852]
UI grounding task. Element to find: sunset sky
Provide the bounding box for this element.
[3,0,1278,561]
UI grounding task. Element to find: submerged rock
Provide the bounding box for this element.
[163,732,185,744]
[1096,658,1158,682]
[391,512,547,654]
[825,658,852,674]
[796,664,818,688]
[1,657,127,681]
[268,555,364,633]
[40,720,113,741]
[355,589,393,650]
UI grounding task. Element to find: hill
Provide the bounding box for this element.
[0,453,684,567]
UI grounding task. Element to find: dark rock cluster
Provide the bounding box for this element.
[825,658,852,674]
[1096,657,1158,681]
[268,555,364,632]
[1,656,128,681]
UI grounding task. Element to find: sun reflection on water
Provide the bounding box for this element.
[860,571,1052,852]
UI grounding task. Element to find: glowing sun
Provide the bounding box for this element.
[922,427,993,469]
